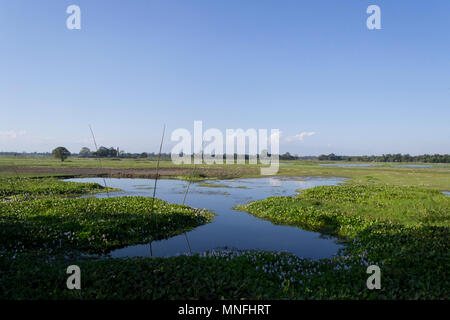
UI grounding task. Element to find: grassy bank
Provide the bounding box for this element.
[234,185,449,299]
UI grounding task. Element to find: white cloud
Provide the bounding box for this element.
[286,131,316,142]
[0,130,27,139]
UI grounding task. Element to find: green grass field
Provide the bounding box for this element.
[0,156,449,189]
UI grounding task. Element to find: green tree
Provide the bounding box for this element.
[52,147,71,162]
[79,147,91,158]
[95,146,109,157]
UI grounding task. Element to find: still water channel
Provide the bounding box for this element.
[68,176,345,259]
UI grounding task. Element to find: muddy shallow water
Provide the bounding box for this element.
[68,176,346,259]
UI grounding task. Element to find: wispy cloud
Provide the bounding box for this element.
[286,131,316,142]
[0,130,27,139]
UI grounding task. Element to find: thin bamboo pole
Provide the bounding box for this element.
[88,125,109,197]
[149,125,166,257]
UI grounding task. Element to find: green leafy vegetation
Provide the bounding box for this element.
[234,185,449,299]
[0,196,214,254]
[3,231,448,300]
[236,185,450,231]
[0,251,303,299]
[0,177,110,200]
[0,169,449,299]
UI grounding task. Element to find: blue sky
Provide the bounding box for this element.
[0,0,449,155]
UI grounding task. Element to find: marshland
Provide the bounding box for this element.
[0,156,448,299]
[2,1,450,303]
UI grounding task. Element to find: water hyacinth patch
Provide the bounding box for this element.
[0,248,406,300]
[0,196,215,254]
[234,184,449,299]
[235,185,449,234]
[0,177,112,200]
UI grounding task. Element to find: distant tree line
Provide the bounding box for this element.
[1,149,449,163]
[0,152,51,156]
[316,153,450,163]
[278,152,316,160]
[78,148,311,161]
[78,147,172,159]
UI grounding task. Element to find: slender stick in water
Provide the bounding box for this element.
[180,141,204,254]
[182,141,204,204]
[88,125,109,197]
[150,124,166,220]
[181,169,194,254]
[149,125,166,258]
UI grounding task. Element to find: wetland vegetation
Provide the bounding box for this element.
[0,196,214,254]
[236,185,449,298]
[0,157,449,299]
[0,177,112,200]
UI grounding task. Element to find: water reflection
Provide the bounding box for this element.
[68,176,346,259]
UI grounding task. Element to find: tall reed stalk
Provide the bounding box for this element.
[88,125,109,197]
[180,141,204,254]
[150,124,166,220]
[149,125,166,257]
